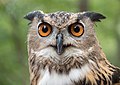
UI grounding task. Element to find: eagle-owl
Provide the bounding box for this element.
[24,10,120,85]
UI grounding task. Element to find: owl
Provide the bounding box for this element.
[24,10,120,85]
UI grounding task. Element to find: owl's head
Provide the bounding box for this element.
[25,10,105,65]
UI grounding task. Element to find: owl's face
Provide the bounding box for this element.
[25,11,105,65]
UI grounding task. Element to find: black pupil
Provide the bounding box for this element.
[42,25,48,33]
[74,25,80,33]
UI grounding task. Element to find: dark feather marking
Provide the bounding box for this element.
[96,75,101,85]
[82,78,86,85]
[24,10,44,21]
[74,80,83,85]
[102,73,107,85]
[30,54,36,72]
[87,80,92,85]
[83,12,106,22]
[112,68,120,84]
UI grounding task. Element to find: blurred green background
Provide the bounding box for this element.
[0,0,120,85]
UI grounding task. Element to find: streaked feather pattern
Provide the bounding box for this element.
[25,11,120,85]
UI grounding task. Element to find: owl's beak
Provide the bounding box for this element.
[56,33,63,55]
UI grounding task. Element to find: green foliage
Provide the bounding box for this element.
[0,0,120,85]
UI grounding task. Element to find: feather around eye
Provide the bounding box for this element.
[68,22,84,37]
[38,22,52,37]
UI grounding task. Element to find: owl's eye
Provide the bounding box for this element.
[38,22,52,37]
[68,23,84,37]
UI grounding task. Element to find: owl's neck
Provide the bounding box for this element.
[30,57,119,85]
[29,45,120,85]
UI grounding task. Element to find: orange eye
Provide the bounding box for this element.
[38,22,52,37]
[68,23,84,37]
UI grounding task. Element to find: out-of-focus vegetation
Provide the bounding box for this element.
[0,0,120,85]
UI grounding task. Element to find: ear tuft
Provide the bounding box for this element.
[83,12,106,22]
[24,10,44,21]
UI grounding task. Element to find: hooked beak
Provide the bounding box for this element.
[56,33,63,55]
